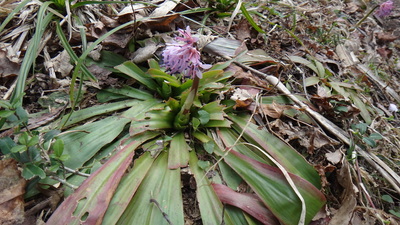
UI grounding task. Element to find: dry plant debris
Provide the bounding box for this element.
[0,0,400,224]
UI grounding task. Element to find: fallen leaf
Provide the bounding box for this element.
[325,150,343,165]
[235,19,252,41]
[329,160,357,225]
[0,159,26,225]
[0,48,20,78]
[262,102,291,119]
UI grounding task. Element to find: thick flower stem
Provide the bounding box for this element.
[174,77,200,129]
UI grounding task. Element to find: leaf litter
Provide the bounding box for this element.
[0,0,400,224]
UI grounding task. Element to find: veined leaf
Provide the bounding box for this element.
[189,150,234,225]
[102,152,156,224]
[60,116,131,169]
[228,114,322,188]
[115,61,158,91]
[117,152,184,225]
[349,91,372,124]
[212,183,280,225]
[61,99,141,127]
[222,149,326,225]
[129,107,175,136]
[47,132,158,225]
[168,132,190,169]
[148,68,182,87]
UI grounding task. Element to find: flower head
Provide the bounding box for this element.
[162,26,211,79]
[375,0,394,17]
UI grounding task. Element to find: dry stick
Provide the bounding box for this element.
[235,61,400,195]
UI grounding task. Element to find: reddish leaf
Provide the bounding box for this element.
[47,133,157,225]
[212,183,280,225]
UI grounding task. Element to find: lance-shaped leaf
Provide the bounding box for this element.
[212,183,280,225]
[102,152,156,224]
[168,132,190,169]
[148,68,182,87]
[129,107,175,136]
[46,132,158,225]
[115,61,158,91]
[116,152,184,225]
[229,114,321,188]
[189,150,234,225]
[60,116,131,169]
[222,149,326,225]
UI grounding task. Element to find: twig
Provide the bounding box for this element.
[234,60,400,194]
[63,167,90,177]
[150,198,173,225]
[49,175,78,189]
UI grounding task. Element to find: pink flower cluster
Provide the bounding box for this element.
[375,0,394,17]
[162,26,211,79]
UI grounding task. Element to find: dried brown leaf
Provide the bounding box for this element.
[262,102,291,119]
[0,47,19,78]
[0,159,26,225]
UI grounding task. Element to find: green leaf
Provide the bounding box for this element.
[52,139,64,158]
[228,114,322,188]
[369,133,383,140]
[222,149,326,225]
[103,152,156,224]
[11,145,27,153]
[212,183,279,224]
[192,117,201,130]
[0,137,17,155]
[198,110,210,125]
[43,130,61,142]
[23,164,46,179]
[304,76,320,86]
[61,99,142,127]
[97,86,153,102]
[389,209,400,217]
[18,132,29,145]
[240,4,265,34]
[60,116,131,169]
[362,137,376,147]
[352,123,368,134]
[349,91,372,124]
[189,150,234,225]
[115,61,158,91]
[381,195,394,203]
[148,68,182,87]
[47,132,158,225]
[116,152,185,225]
[27,135,39,147]
[203,140,215,154]
[0,110,15,118]
[168,132,190,169]
[197,160,210,170]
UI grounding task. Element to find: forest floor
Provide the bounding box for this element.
[0,0,400,224]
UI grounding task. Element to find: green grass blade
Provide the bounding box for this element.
[10,2,53,105]
[55,22,96,81]
[240,5,265,34]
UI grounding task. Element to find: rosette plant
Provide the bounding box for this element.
[47,27,326,225]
